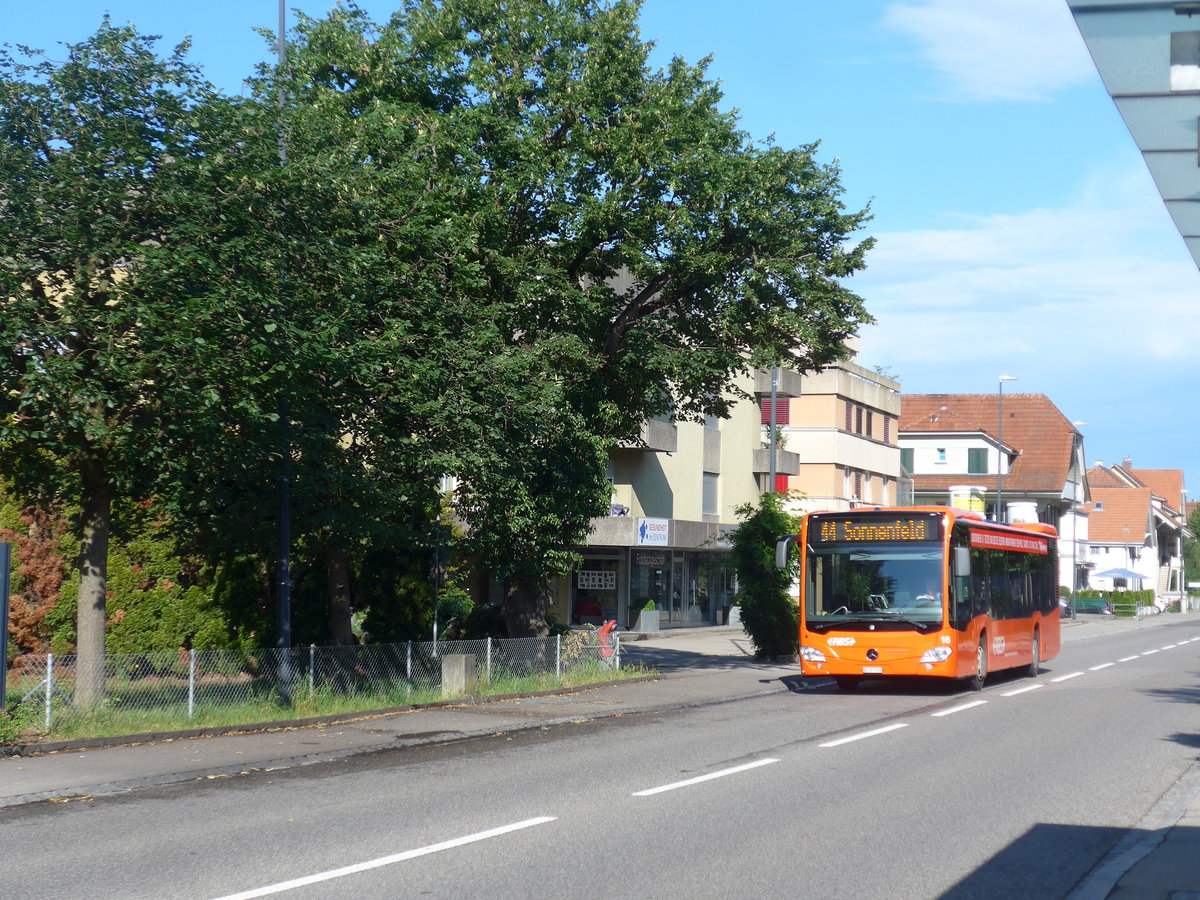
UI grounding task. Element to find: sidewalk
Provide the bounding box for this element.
[3,616,1199,900]
[0,625,788,808]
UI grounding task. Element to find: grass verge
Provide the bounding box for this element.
[4,661,657,743]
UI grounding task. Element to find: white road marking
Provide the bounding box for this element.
[1161,644,1177,650]
[932,700,987,717]
[1119,656,1139,662]
[209,817,557,900]
[632,758,780,796]
[819,723,909,748]
[1002,684,1044,696]
[1089,663,1115,671]
[1141,650,1160,656]
[1051,672,1085,683]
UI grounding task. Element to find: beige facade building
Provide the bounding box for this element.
[543,341,903,631]
[547,370,774,630]
[774,341,903,514]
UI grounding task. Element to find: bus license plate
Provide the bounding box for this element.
[862,666,883,674]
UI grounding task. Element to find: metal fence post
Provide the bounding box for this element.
[556,634,561,679]
[614,633,621,669]
[309,644,316,698]
[188,649,196,719]
[406,640,412,696]
[45,653,53,733]
[486,638,492,684]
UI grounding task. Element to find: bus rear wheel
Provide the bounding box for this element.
[969,638,988,691]
[834,676,861,692]
[1025,629,1040,678]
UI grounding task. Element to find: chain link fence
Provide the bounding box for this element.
[5,632,621,735]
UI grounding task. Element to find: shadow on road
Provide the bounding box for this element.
[938,822,1128,898]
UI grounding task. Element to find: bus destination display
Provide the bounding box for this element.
[812,515,940,543]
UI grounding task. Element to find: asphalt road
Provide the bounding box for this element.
[5,619,1199,899]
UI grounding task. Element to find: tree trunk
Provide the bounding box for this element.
[75,454,111,709]
[501,579,551,638]
[325,543,355,646]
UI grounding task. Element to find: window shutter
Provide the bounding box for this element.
[760,399,790,425]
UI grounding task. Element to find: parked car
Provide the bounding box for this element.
[1074,597,1113,615]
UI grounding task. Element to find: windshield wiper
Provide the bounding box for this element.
[839,610,936,631]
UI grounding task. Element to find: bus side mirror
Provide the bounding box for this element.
[954,546,971,576]
[776,535,797,569]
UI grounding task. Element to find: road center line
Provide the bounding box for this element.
[819,723,909,748]
[1161,644,1177,650]
[1089,662,1115,671]
[1119,656,1139,662]
[632,758,780,796]
[932,700,987,717]
[209,817,557,900]
[1141,649,1160,656]
[1002,683,1044,696]
[1051,672,1085,683]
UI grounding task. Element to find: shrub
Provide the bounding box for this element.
[730,493,802,660]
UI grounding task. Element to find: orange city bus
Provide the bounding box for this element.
[778,506,1060,691]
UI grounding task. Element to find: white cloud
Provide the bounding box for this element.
[853,193,1200,385]
[882,0,1097,101]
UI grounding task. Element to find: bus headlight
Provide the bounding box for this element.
[920,647,953,664]
[800,646,826,663]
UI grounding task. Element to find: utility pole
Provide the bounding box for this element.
[274,0,292,702]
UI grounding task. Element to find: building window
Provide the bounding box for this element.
[703,472,719,516]
[845,401,853,430]
[900,448,914,473]
[1171,32,1200,91]
[855,405,864,434]
[854,470,863,500]
[968,448,987,475]
[883,415,891,443]
[865,409,873,438]
[937,448,947,464]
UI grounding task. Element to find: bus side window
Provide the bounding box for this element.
[951,544,972,630]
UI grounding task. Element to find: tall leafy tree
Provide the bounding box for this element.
[272,0,874,635]
[0,22,231,704]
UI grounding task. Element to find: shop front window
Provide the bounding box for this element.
[573,559,620,625]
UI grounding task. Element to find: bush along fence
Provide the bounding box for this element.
[4,632,622,738]
[1070,589,1190,617]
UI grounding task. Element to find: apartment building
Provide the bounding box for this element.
[772,340,903,513]
[547,369,774,630]
[545,341,903,630]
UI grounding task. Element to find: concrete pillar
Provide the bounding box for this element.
[441,654,476,698]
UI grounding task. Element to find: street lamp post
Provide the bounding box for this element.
[996,376,1018,522]
[1181,488,1188,609]
[1069,421,1087,619]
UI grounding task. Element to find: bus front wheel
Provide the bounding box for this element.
[970,638,988,691]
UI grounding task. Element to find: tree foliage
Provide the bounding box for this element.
[0,22,230,702]
[271,0,872,634]
[731,493,802,660]
[0,1,874,650]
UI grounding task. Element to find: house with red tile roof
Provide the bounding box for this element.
[1084,459,1190,598]
[898,393,1089,592]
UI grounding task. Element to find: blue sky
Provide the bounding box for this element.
[6,0,1197,494]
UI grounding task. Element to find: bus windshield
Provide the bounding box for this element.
[805,542,945,632]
